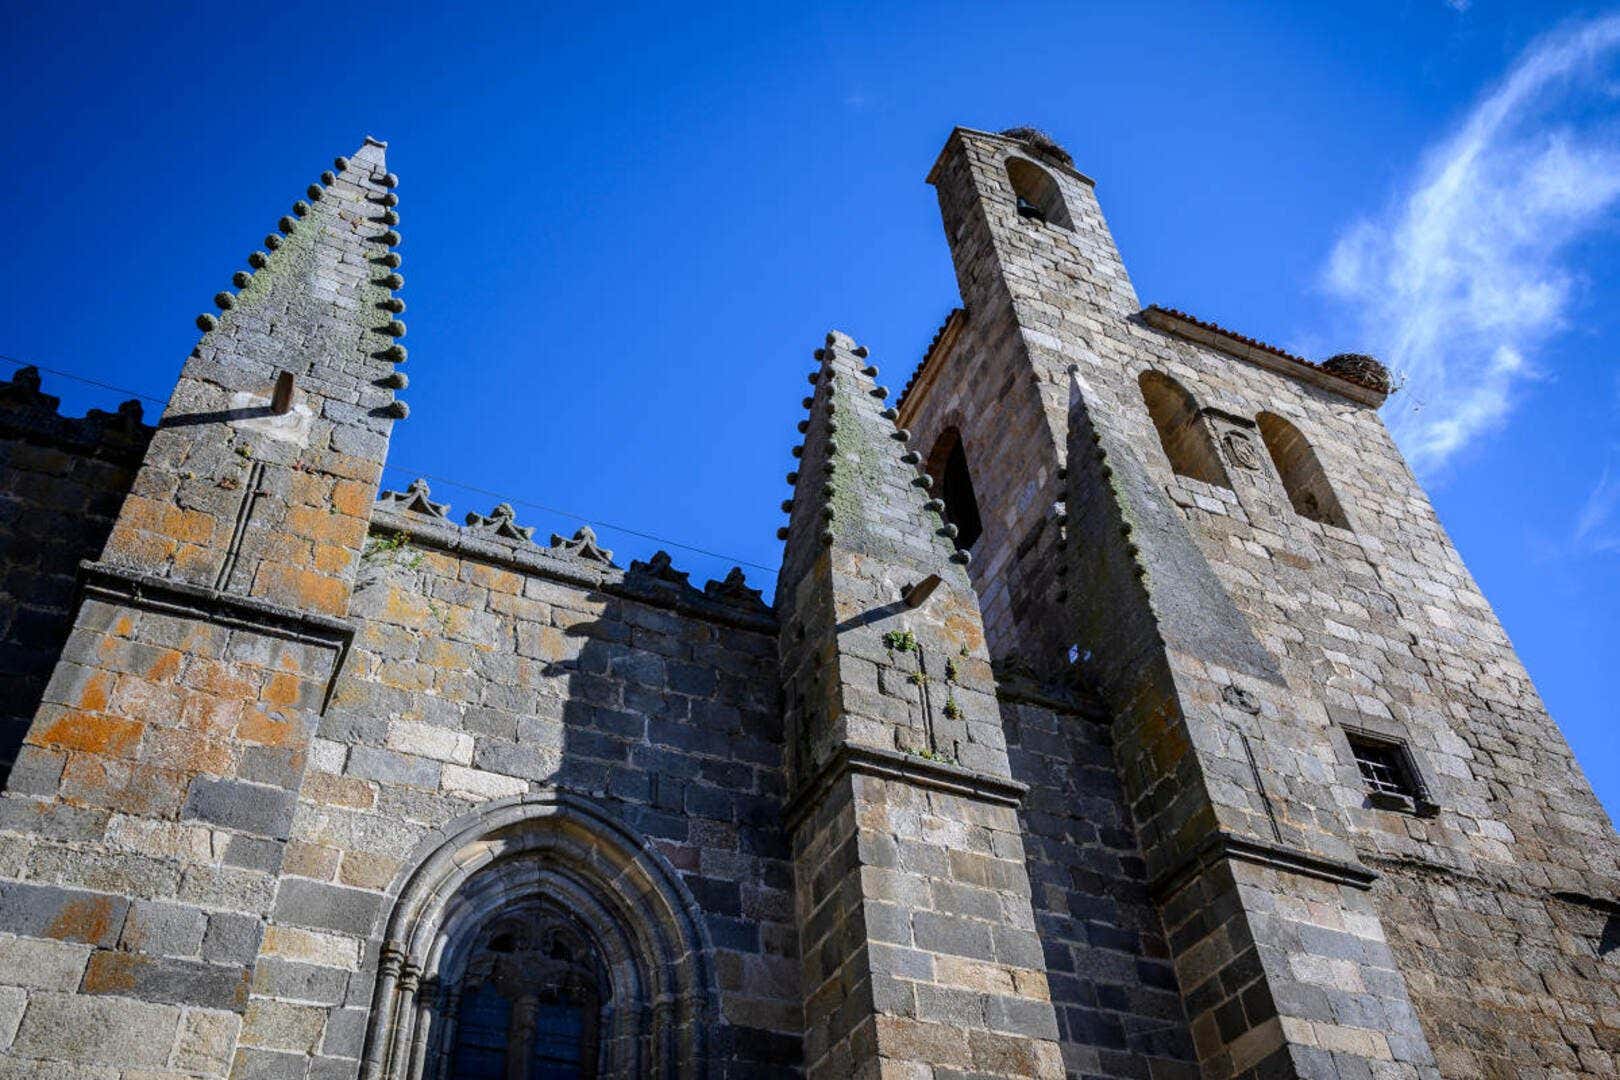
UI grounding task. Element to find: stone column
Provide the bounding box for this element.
[507,994,538,1080]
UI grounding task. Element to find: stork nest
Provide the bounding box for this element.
[1321,353,1393,394]
[1000,126,1074,168]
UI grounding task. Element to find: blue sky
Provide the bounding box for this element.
[3,1,1616,815]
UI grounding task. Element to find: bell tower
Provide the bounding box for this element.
[899,127,1444,1079]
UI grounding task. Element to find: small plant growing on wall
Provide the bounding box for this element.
[363,531,424,569]
[883,629,917,652]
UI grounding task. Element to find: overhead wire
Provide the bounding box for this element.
[0,350,779,578]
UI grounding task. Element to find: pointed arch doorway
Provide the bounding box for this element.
[359,794,717,1080]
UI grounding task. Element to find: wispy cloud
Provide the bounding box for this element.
[1324,14,1620,474]
[1574,455,1620,553]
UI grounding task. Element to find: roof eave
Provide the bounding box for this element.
[1140,307,1388,408]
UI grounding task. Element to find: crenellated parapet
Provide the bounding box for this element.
[0,366,152,461]
[0,367,157,773]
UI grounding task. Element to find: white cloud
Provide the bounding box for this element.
[1324,14,1620,475]
[1574,456,1620,553]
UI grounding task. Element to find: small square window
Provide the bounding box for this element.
[1347,733,1437,815]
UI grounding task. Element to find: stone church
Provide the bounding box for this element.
[0,125,1614,1080]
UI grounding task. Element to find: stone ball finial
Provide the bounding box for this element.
[1000,126,1074,168]
[1322,353,1393,394]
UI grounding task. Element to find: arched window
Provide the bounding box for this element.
[927,427,983,550]
[362,794,717,1079]
[1257,412,1349,528]
[448,906,605,1079]
[1005,157,1073,230]
[1139,371,1230,488]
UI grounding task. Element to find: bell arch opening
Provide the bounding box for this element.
[1257,411,1349,528]
[360,793,717,1080]
[1139,370,1231,488]
[1005,156,1074,230]
[925,426,984,551]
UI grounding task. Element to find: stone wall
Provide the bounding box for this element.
[0,139,409,1080]
[997,676,1199,1078]
[0,368,151,774]
[241,492,801,1077]
[776,332,1064,1079]
[1110,312,1620,1075]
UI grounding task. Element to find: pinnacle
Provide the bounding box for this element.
[351,136,388,172]
[184,141,408,418]
[774,330,970,608]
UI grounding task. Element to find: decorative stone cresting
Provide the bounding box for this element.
[548,524,615,566]
[464,502,535,543]
[703,566,768,614]
[374,477,450,521]
[629,549,693,590]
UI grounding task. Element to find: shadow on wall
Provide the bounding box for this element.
[0,367,153,780]
[994,668,1200,1080]
[348,531,798,1077]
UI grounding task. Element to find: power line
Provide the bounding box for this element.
[0,353,169,406]
[0,350,779,579]
[381,465,777,577]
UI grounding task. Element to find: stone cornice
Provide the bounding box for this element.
[784,743,1028,834]
[77,560,355,710]
[1141,306,1388,408]
[1149,829,1379,902]
[895,307,967,423]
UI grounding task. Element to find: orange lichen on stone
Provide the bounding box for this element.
[45,895,124,945]
[81,951,138,992]
[286,505,366,548]
[32,711,144,757]
[146,648,184,682]
[171,542,216,579]
[382,587,430,627]
[313,543,353,575]
[116,495,216,545]
[467,564,522,595]
[105,530,182,569]
[254,563,348,616]
[75,671,113,712]
[332,479,373,518]
[289,471,331,507]
[262,672,306,710]
[237,708,299,747]
[185,659,259,700]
